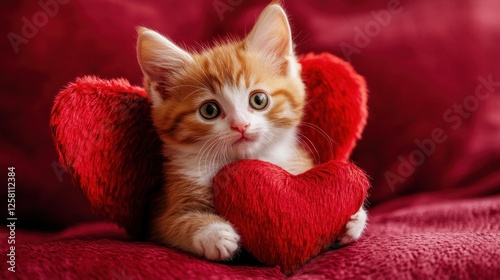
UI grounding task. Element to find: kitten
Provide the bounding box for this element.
[137,4,367,261]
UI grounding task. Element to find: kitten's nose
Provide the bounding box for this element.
[230,123,249,134]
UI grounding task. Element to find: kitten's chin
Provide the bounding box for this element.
[231,142,254,159]
[229,138,262,159]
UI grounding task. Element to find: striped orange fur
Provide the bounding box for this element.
[137,3,313,260]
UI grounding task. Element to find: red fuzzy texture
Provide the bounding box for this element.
[299,53,368,163]
[214,160,369,274]
[50,77,164,238]
[2,196,499,279]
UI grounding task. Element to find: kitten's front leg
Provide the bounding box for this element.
[153,210,240,260]
[192,218,240,260]
[150,180,240,261]
[338,206,368,245]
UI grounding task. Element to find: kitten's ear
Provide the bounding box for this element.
[245,4,294,69]
[137,27,193,105]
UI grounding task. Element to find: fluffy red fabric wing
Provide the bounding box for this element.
[50,76,164,238]
[299,53,368,163]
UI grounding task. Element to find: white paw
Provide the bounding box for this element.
[192,222,240,260]
[339,207,367,245]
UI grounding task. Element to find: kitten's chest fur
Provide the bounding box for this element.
[165,133,312,187]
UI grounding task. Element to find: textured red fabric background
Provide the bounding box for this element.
[1,0,499,279]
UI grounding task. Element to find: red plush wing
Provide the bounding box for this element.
[50,76,164,238]
[299,53,368,163]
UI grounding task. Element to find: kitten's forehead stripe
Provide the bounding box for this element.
[266,88,302,128]
[199,59,222,93]
[272,89,299,110]
[235,47,250,89]
[193,44,253,95]
[161,109,197,135]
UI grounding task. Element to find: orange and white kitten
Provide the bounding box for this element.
[137,4,367,261]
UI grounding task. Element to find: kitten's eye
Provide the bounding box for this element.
[249,91,269,110]
[199,102,221,120]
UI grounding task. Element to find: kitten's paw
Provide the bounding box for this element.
[338,207,367,245]
[193,222,240,260]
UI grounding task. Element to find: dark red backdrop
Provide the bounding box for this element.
[1,0,499,231]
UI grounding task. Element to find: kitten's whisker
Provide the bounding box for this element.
[197,138,218,175]
[296,132,320,164]
[296,135,317,163]
[291,145,303,163]
[160,128,179,135]
[182,87,209,101]
[209,140,226,176]
[197,138,214,161]
[191,71,219,94]
[293,29,312,50]
[186,71,210,87]
[196,140,211,175]
[221,141,231,167]
[300,122,336,145]
[206,144,221,178]
[168,84,206,91]
[299,122,336,160]
[207,141,220,176]
[301,139,320,164]
[253,125,320,164]
[258,134,273,155]
[303,96,317,108]
[206,137,226,175]
[259,133,302,161]
[220,141,230,170]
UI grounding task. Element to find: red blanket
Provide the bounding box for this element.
[3,193,498,279]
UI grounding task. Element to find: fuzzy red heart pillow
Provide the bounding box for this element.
[51,52,368,271]
[214,159,369,274]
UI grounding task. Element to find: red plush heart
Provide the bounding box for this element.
[50,53,368,243]
[213,159,369,274]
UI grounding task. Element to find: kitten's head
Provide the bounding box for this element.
[137,4,306,159]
